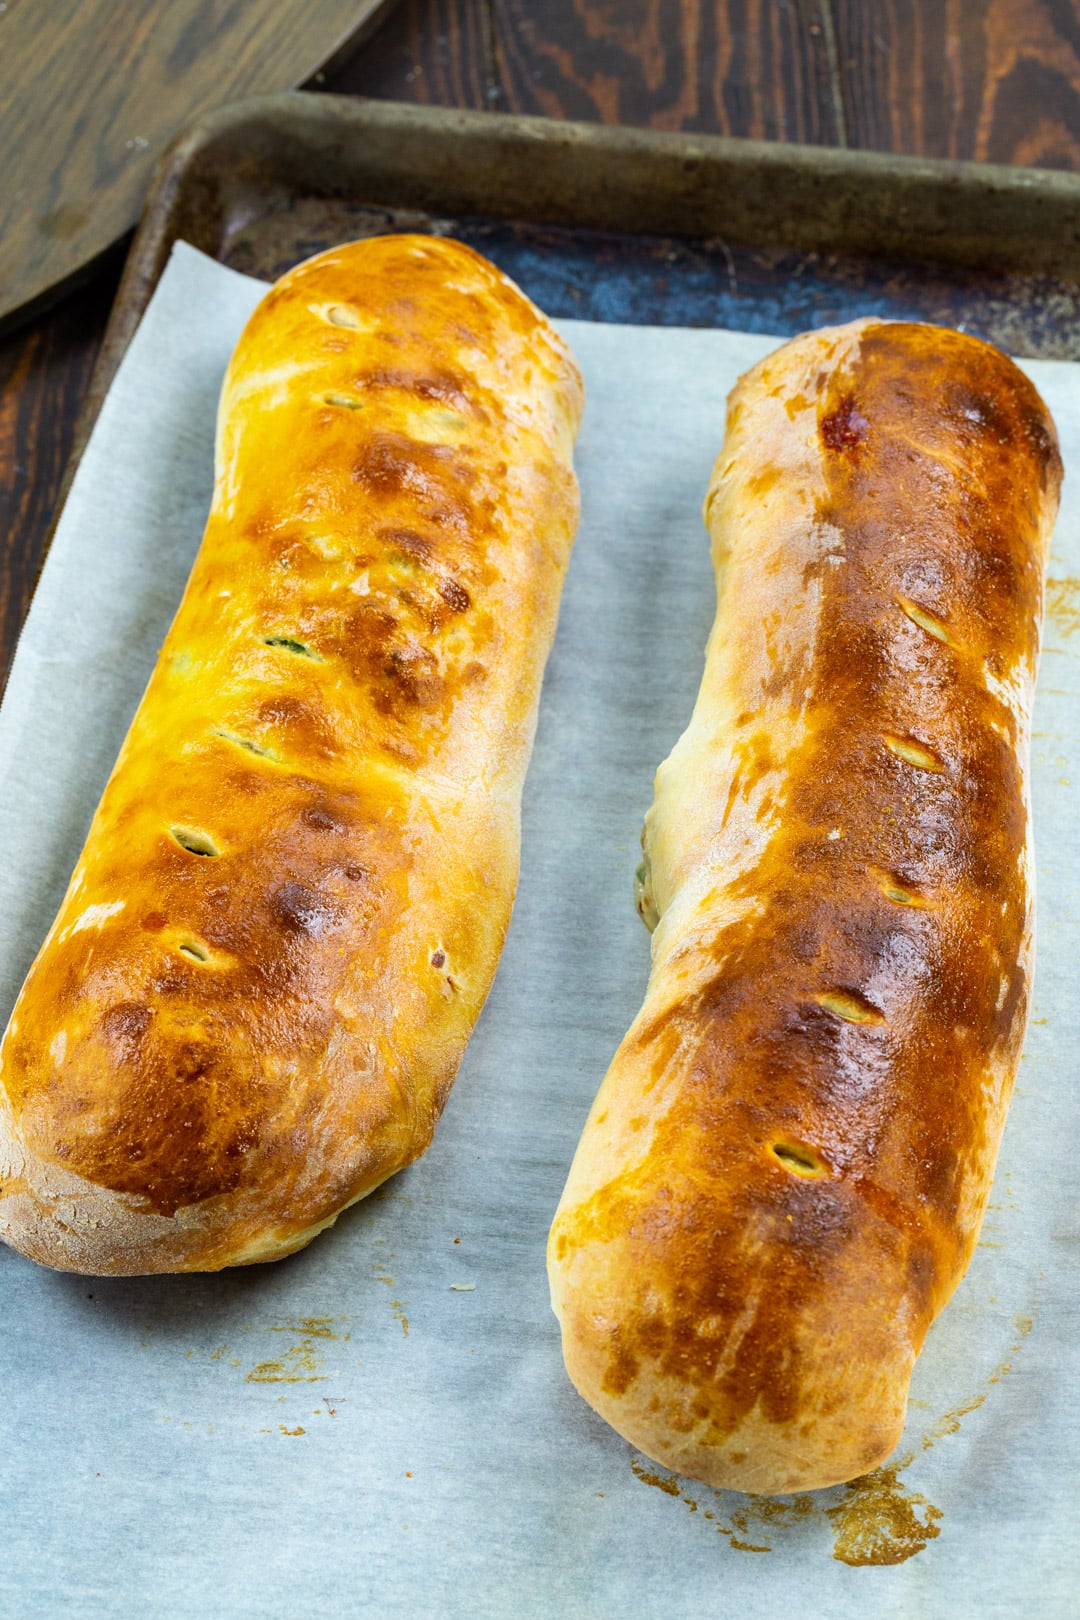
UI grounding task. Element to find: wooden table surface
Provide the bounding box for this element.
[4,0,1080,684]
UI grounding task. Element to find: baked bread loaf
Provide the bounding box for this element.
[548,318,1060,1495]
[0,235,582,1275]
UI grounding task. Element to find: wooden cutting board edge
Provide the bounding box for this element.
[0,0,400,340]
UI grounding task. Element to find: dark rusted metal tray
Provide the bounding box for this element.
[56,92,1080,532]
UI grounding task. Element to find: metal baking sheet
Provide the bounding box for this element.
[44,92,1080,612]
[98,91,1080,374]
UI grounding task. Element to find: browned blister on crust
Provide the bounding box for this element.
[0,236,582,1274]
[548,319,1059,1495]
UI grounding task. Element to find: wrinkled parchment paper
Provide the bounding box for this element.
[0,243,1077,1618]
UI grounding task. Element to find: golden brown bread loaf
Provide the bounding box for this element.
[548,318,1060,1495]
[0,235,582,1275]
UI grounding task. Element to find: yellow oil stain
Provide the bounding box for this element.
[247,1357,319,1384]
[246,1339,327,1383]
[269,1316,346,1340]
[630,1459,680,1498]
[243,1316,353,1383]
[733,1494,815,1540]
[724,1493,816,1553]
[279,1425,306,1436]
[986,1313,1033,1386]
[371,1261,409,1335]
[826,1310,1035,1564]
[246,1339,325,1384]
[626,1309,1034,1565]
[918,1390,986,1444]
[827,1466,942,1566]
[1045,577,1080,637]
[629,1458,773,1552]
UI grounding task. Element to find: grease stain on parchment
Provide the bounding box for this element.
[827,1466,942,1565]
[628,1311,1034,1566]
[371,1259,410,1337]
[245,1316,350,1384]
[1045,576,1080,638]
[156,1319,354,1437]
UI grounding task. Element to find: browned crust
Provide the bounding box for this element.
[548,318,1060,1495]
[0,236,583,1274]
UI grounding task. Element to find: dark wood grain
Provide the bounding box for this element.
[832,0,1080,166]
[9,0,1080,699]
[333,0,500,106]
[337,0,1080,161]
[490,0,844,141]
[0,0,397,329]
[333,0,845,136]
[0,274,115,682]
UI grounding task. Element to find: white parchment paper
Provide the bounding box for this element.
[0,242,1077,1617]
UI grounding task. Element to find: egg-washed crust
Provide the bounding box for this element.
[0,236,583,1275]
[548,319,1060,1496]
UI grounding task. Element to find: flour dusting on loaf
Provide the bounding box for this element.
[0,236,582,1274]
[548,318,1060,1495]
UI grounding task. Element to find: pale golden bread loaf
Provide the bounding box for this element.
[0,235,583,1275]
[548,318,1060,1495]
